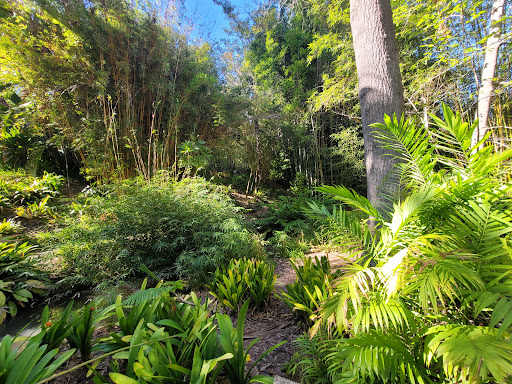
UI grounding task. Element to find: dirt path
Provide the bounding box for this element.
[229,191,350,378]
[243,247,348,379]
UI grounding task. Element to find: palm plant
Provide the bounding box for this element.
[306,105,512,383]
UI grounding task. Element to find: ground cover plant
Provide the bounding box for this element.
[0,278,281,384]
[278,256,340,324]
[292,106,512,383]
[0,241,48,323]
[44,177,264,289]
[209,258,277,311]
[0,171,63,209]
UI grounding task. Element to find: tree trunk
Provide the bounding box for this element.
[350,0,404,215]
[472,0,505,150]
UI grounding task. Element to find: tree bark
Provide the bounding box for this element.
[350,0,404,215]
[472,0,505,150]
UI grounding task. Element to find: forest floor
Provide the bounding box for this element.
[228,192,347,380]
[51,247,346,383]
[8,188,348,382]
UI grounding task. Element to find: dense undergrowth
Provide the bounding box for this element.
[1,108,512,383]
[283,108,512,383]
[0,277,282,384]
[41,176,264,289]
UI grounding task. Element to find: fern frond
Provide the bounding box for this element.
[371,114,437,189]
[326,330,429,384]
[425,324,512,383]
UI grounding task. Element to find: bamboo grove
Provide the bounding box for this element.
[1,0,511,192]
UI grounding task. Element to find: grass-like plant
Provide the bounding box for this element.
[209,258,276,311]
[216,300,286,384]
[15,196,53,219]
[0,334,75,384]
[67,299,106,361]
[278,256,340,323]
[0,218,23,235]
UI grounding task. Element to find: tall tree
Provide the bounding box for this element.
[472,0,506,149]
[350,0,404,214]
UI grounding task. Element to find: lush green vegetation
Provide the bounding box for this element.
[0,279,282,384]
[43,177,263,289]
[209,257,276,311]
[1,0,511,382]
[288,108,512,383]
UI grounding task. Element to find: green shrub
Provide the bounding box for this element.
[45,178,264,289]
[0,241,49,323]
[278,256,340,323]
[304,107,512,383]
[209,258,276,311]
[256,194,312,236]
[0,170,63,207]
[267,230,309,258]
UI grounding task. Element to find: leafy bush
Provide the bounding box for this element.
[45,178,264,289]
[209,258,276,311]
[15,196,53,219]
[304,107,512,383]
[0,218,23,235]
[0,170,63,207]
[278,256,340,323]
[256,194,312,236]
[267,230,310,258]
[0,241,49,323]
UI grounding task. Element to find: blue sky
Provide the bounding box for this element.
[181,0,256,43]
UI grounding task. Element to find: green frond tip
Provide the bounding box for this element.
[326,331,430,384]
[123,282,185,306]
[315,184,382,222]
[426,324,512,383]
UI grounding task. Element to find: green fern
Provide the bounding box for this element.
[425,324,512,383]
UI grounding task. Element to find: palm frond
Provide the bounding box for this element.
[470,291,512,336]
[315,185,383,223]
[352,294,416,335]
[404,256,484,314]
[315,264,376,333]
[371,114,437,188]
[387,185,439,239]
[317,265,416,335]
[442,200,512,275]
[326,330,430,384]
[123,281,184,306]
[307,201,373,255]
[425,324,512,383]
[429,104,476,173]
